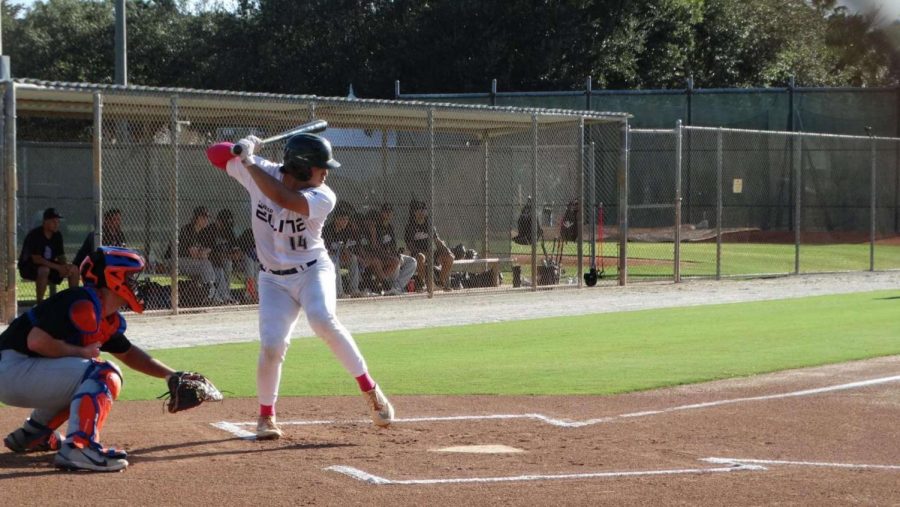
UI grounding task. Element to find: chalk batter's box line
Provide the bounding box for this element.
[323,462,765,485]
[324,457,900,485]
[704,457,900,471]
[211,374,900,439]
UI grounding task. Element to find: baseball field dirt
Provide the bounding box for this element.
[0,356,897,506]
[0,272,898,505]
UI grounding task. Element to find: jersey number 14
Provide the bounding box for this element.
[289,235,307,251]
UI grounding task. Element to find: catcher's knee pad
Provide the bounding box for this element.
[67,361,123,447]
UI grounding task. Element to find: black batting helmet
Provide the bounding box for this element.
[281,134,341,181]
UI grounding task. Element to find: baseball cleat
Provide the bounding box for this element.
[363,385,395,428]
[256,415,283,440]
[4,420,62,453]
[54,443,128,472]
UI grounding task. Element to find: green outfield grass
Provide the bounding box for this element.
[114,289,900,401]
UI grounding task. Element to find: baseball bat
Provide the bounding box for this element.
[231,119,328,156]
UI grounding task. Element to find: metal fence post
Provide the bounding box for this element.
[1,81,15,322]
[793,132,802,274]
[428,108,436,296]
[788,75,795,132]
[674,120,683,283]
[716,128,723,280]
[577,117,585,287]
[590,141,597,278]
[870,136,877,271]
[0,81,6,323]
[618,121,629,286]
[170,96,180,313]
[482,134,489,257]
[92,93,103,251]
[380,129,389,212]
[585,76,592,111]
[531,113,538,291]
[895,138,900,234]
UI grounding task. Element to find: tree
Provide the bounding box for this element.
[7,0,115,83]
[3,0,897,95]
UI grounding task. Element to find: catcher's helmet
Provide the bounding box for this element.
[80,246,146,313]
[281,133,340,180]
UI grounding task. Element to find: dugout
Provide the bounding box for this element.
[0,79,629,321]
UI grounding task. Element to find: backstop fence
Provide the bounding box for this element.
[2,80,899,323]
[0,79,627,322]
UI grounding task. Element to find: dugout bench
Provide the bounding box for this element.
[450,257,514,287]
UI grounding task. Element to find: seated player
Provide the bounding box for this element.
[404,199,455,291]
[324,202,366,298]
[18,208,80,304]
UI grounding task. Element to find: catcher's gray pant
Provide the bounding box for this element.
[0,350,121,437]
[256,255,367,407]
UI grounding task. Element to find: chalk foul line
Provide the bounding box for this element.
[325,456,900,485]
[211,374,900,437]
[704,457,900,471]
[323,462,766,485]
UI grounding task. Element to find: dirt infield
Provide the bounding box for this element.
[0,357,897,506]
[1,272,899,505]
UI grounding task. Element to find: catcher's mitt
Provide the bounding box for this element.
[159,371,223,413]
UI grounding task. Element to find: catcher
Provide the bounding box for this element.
[0,246,221,472]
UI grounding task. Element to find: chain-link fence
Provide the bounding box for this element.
[5,80,898,323]
[625,125,900,281]
[398,79,900,136]
[1,80,628,321]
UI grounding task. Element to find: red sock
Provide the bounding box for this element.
[355,373,376,392]
[260,404,275,417]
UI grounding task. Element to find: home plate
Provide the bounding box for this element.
[433,445,524,454]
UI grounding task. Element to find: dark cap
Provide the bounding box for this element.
[43,208,63,220]
[193,206,209,218]
[410,200,427,211]
[380,202,394,212]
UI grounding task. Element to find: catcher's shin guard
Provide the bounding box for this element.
[65,361,123,450]
[4,417,63,453]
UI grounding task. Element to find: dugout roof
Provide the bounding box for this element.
[10,79,629,136]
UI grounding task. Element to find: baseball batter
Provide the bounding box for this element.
[206,133,394,439]
[0,247,185,472]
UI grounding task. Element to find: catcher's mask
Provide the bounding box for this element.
[281,133,340,181]
[80,246,146,313]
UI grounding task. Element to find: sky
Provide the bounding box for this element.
[838,0,900,24]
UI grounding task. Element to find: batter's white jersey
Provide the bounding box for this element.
[226,156,335,270]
